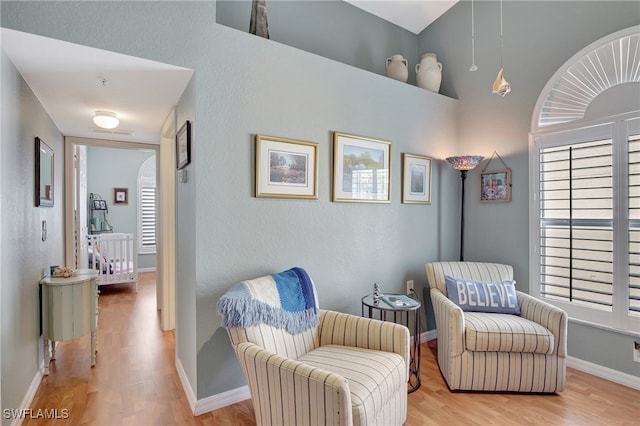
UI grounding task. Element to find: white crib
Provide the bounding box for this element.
[87,233,138,292]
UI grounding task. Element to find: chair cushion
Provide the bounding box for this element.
[465,312,555,354]
[297,344,405,423]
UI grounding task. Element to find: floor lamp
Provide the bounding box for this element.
[446,155,484,261]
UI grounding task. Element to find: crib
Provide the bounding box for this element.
[87,233,138,292]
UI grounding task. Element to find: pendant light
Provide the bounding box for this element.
[469,0,477,71]
[492,0,511,96]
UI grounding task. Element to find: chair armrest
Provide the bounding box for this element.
[430,288,465,356]
[317,310,410,378]
[517,291,568,357]
[234,341,353,426]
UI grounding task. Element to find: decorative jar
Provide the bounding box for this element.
[385,55,409,83]
[416,53,442,93]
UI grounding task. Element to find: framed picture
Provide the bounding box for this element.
[480,168,512,202]
[332,132,391,203]
[402,153,432,204]
[176,120,191,169]
[113,187,128,205]
[255,134,319,199]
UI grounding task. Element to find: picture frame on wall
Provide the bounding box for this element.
[480,168,512,202]
[113,187,128,205]
[332,132,391,203]
[176,120,191,169]
[255,134,319,199]
[402,153,432,204]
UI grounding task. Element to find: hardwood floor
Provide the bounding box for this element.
[25,273,639,425]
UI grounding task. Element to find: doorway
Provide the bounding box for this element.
[64,128,176,331]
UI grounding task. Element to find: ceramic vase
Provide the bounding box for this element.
[416,53,442,93]
[385,55,409,83]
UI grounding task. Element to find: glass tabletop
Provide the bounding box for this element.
[361,293,421,311]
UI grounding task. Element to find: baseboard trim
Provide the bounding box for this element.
[10,367,43,426]
[567,356,640,390]
[194,385,251,416]
[138,267,156,273]
[175,357,197,414]
[420,329,437,343]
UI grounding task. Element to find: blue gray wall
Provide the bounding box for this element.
[86,146,156,270]
[419,0,640,376]
[1,50,65,422]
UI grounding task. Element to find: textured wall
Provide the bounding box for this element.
[1,50,65,424]
[419,0,640,376]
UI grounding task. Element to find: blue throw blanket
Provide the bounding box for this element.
[217,267,318,334]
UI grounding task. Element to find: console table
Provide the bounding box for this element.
[361,292,421,392]
[40,269,98,375]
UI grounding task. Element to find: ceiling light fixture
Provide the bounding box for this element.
[93,111,119,129]
[492,0,511,96]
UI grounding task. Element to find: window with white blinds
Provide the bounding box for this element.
[629,134,640,317]
[137,156,156,255]
[532,115,639,332]
[139,186,156,252]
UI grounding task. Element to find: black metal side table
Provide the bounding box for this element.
[361,293,421,393]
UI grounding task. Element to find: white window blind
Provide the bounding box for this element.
[139,186,156,251]
[532,115,640,333]
[539,139,614,311]
[629,134,640,317]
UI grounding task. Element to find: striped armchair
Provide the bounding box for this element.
[227,310,409,425]
[425,262,567,393]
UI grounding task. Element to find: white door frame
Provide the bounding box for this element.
[64,136,175,330]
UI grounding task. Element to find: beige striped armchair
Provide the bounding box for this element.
[425,262,567,393]
[227,309,410,425]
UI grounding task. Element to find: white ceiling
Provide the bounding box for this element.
[0,2,455,145]
[1,28,193,144]
[347,0,458,34]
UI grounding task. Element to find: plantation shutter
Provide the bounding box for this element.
[140,185,156,251]
[629,134,640,316]
[539,138,613,311]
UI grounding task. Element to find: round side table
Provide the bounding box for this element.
[361,293,421,393]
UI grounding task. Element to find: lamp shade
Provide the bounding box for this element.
[446,155,484,171]
[93,111,119,129]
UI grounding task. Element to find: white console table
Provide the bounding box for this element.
[40,269,98,375]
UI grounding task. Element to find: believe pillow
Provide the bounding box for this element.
[445,275,521,315]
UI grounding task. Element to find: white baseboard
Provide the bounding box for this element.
[138,267,156,273]
[10,367,43,426]
[175,357,197,413]
[194,385,251,416]
[567,356,640,390]
[420,329,437,343]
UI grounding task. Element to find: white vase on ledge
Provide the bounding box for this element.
[416,53,442,93]
[385,54,409,83]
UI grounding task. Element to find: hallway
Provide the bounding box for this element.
[25,272,253,425]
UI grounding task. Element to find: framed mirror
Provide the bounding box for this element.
[35,137,54,207]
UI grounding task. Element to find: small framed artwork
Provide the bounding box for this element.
[113,187,128,205]
[480,169,512,202]
[402,153,432,204]
[332,132,391,203]
[176,120,191,169]
[255,134,319,199]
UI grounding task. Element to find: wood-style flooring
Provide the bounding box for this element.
[24,272,639,425]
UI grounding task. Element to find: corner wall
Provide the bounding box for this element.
[419,0,640,377]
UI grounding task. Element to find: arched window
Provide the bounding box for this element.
[138,155,156,254]
[530,26,640,333]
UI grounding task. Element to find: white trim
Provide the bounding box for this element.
[420,329,437,343]
[194,385,251,416]
[9,368,43,426]
[567,356,640,390]
[175,357,197,414]
[137,267,156,273]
